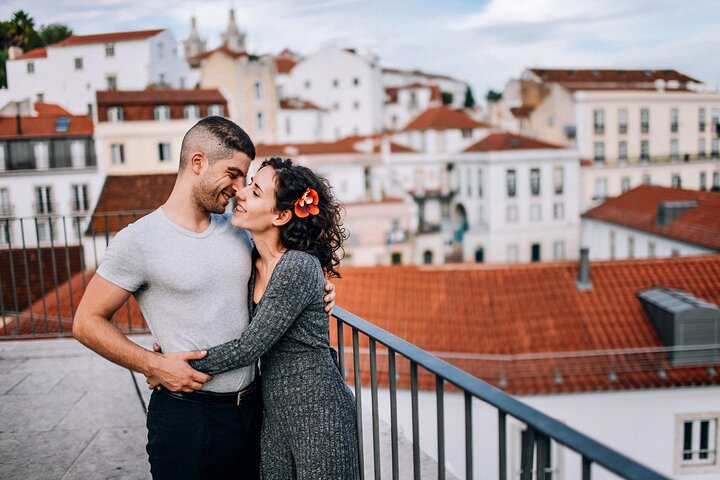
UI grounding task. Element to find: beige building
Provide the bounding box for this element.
[194,47,279,144]
[498,69,720,209]
[95,89,228,175]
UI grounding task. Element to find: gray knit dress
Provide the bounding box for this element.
[190,249,360,480]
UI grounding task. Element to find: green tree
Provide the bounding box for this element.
[486,89,503,102]
[463,85,476,109]
[39,23,72,45]
[6,10,35,48]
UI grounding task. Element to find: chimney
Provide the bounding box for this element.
[575,248,592,291]
[656,201,697,226]
[8,46,23,60]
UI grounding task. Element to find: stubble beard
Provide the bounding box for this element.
[192,179,225,215]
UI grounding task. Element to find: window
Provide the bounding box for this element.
[672,174,682,188]
[461,128,472,138]
[593,142,605,163]
[332,79,339,88]
[593,109,604,134]
[256,112,264,131]
[157,41,164,59]
[506,244,519,263]
[37,92,44,102]
[111,144,125,164]
[640,140,650,162]
[609,230,616,259]
[423,250,433,264]
[530,168,540,196]
[670,139,679,161]
[477,169,483,197]
[670,108,679,133]
[553,166,564,194]
[672,248,681,257]
[712,138,719,159]
[106,75,117,90]
[184,104,200,120]
[391,252,402,265]
[409,92,418,109]
[506,169,516,197]
[154,105,170,121]
[594,177,608,200]
[699,108,706,132]
[628,236,635,259]
[531,243,541,262]
[353,101,360,111]
[158,142,171,162]
[353,77,360,86]
[0,188,11,217]
[642,174,651,185]
[530,204,541,221]
[70,140,87,168]
[713,171,720,189]
[208,104,224,116]
[618,108,627,134]
[304,80,311,89]
[615,177,629,194]
[106,106,123,123]
[33,142,49,170]
[675,414,719,474]
[648,241,656,258]
[254,81,262,100]
[699,139,706,159]
[35,186,53,215]
[618,141,628,162]
[553,202,565,220]
[74,57,83,70]
[641,108,649,133]
[71,184,90,212]
[506,205,518,223]
[285,117,291,136]
[105,43,115,57]
[553,240,565,260]
[27,62,34,74]
[700,172,707,190]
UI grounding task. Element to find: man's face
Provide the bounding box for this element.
[193,151,252,214]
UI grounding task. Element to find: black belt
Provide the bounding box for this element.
[160,380,258,406]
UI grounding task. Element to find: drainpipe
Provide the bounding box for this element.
[575,247,593,291]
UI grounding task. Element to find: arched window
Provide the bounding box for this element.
[423,250,433,264]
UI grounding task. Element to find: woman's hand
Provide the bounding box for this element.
[323,279,336,315]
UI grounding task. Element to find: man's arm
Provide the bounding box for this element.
[73,274,211,392]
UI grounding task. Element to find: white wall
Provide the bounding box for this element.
[357,386,720,479]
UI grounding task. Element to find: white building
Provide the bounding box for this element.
[5,29,192,117]
[282,46,385,140]
[276,99,325,144]
[455,132,581,264]
[581,184,720,260]
[382,67,470,111]
[498,68,720,210]
[0,103,102,247]
[384,83,443,131]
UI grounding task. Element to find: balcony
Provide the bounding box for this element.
[0,214,681,479]
[0,138,97,175]
[589,152,719,168]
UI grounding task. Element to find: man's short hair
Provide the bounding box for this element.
[179,116,255,170]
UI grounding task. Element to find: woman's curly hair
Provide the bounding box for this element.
[260,157,347,278]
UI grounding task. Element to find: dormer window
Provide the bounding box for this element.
[154,105,171,121]
[183,105,200,120]
[107,106,123,123]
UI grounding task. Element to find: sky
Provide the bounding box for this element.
[4,0,720,100]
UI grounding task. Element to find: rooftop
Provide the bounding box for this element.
[583,185,720,250]
[0,103,93,139]
[463,132,565,152]
[403,105,490,131]
[96,88,227,105]
[528,68,701,92]
[53,29,165,47]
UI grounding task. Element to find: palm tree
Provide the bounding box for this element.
[7,10,35,48]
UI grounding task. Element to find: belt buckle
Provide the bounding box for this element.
[237,391,241,406]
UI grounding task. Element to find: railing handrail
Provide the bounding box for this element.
[333,306,670,479]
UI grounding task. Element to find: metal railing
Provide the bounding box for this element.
[332,307,670,479]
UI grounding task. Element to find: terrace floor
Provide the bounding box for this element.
[0,336,452,480]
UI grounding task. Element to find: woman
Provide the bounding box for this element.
[189,157,359,479]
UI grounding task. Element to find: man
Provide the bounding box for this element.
[73,116,334,480]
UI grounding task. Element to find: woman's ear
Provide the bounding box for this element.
[273,209,293,227]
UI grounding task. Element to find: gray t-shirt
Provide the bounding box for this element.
[97,207,254,393]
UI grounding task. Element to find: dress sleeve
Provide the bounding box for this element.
[190,251,323,375]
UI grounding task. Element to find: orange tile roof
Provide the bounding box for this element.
[257,134,417,158]
[279,98,322,110]
[529,68,700,92]
[404,105,490,131]
[54,29,165,47]
[275,56,298,74]
[33,102,72,116]
[463,132,564,152]
[0,112,93,138]
[333,255,720,394]
[583,185,720,250]
[191,45,248,62]
[89,174,176,234]
[15,47,47,60]
[96,88,226,105]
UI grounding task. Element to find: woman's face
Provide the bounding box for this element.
[232,166,282,232]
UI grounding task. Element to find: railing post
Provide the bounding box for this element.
[436,376,445,480]
[464,392,473,480]
[498,410,507,480]
[336,318,346,378]
[410,361,420,480]
[582,456,592,480]
[388,348,399,480]
[520,426,535,480]
[536,433,550,480]
[369,338,381,480]
[352,328,365,480]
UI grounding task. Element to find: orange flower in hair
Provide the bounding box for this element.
[294,188,320,218]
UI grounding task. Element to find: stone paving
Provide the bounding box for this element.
[0,336,454,480]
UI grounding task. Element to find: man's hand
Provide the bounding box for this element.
[323,279,336,315]
[146,351,212,392]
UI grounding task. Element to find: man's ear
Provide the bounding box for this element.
[273,209,293,227]
[190,152,207,175]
